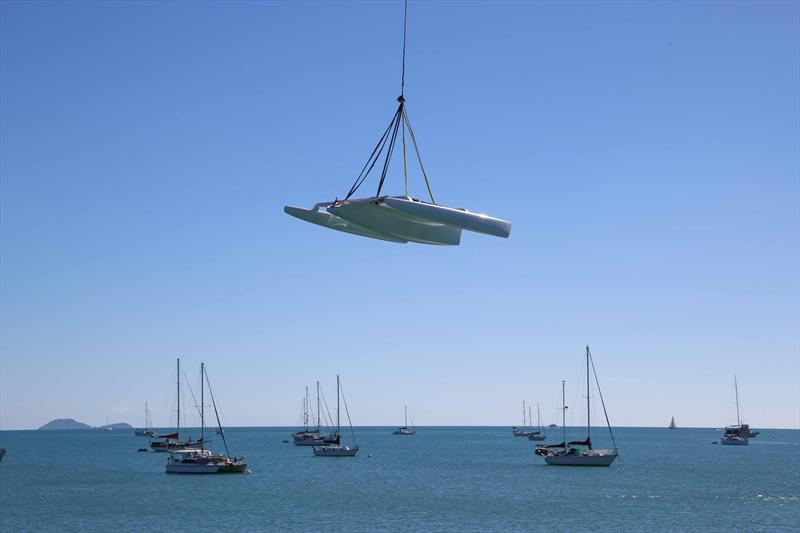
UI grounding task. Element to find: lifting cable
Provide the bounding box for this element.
[342,0,436,204]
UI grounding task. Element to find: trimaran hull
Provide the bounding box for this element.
[285,196,511,245]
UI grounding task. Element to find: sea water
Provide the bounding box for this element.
[0,427,797,531]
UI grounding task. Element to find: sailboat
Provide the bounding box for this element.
[135,402,158,437]
[721,376,755,445]
[512,400,532,437]
[535,346,619,466]
[313,375,359,457]
[669,416,677,430]
[528,403,546,441]
[151,358,204,452]
[392,405,415,435]
[166,362,248,474]
[283,0,511,245]
[293,385,324,446]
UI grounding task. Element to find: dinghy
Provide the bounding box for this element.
[283,2,511,245]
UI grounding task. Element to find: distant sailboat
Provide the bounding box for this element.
[135,402,158,437]
[392,405,415,435]
[293,385,324,446]
[669,416,677,430]
[528,403,546,441]
[313,375,359,457]
[512,400,532,437]
[535,346,619,466]
[721,376,754,445]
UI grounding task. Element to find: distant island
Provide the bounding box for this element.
[38,418,92,430]
[38,419,132,430]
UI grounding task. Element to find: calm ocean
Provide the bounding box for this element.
[0,427,797,531]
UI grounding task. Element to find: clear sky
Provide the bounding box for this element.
[1,1,798,430]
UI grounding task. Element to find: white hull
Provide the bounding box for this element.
[313,446,359,457]
[721,437,749,446]
[286,195,510,245]
[383,196,511,238]
[544,451,618,466]
[284,205,408,243]
[328,198,461,245]
[166,463,221,474]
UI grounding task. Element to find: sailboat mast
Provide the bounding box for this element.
[586,346,591,442]
[562,381,566,449]
[200,363,205,452]
[529,405,532,431]
[734,375,741,426]
[304,386,309,431]
[537,402,542,431]
[405,405,408,427]
[316,381,321,432]
[177,358,180,438]
[337,375,341,434]
[145,401,148,431]
[522,400,526,427]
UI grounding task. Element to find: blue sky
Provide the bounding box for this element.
[1,1,798,430]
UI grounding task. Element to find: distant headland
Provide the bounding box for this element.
[38,418,132,430]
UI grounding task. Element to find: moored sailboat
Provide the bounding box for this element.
[313,375,359,457]
[166,362,247,474]
[528,403,546,441]
[512,400,532,437]
[535,346,619,466]
[150,358,204,452]
[721,376,754,445]
[392,405,415,435]
[134,402,158,437]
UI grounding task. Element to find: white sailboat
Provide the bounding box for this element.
[166,362,247,474]
[135,402,158,437]
[512,400,532,437]
[313,375,359,457]
[535,346,619,466]
[392,405,415,435]
[528,403,546,441]
[293,385,324,446]
[721,376,753,445]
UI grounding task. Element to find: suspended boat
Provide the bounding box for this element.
[284,2,511,245]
